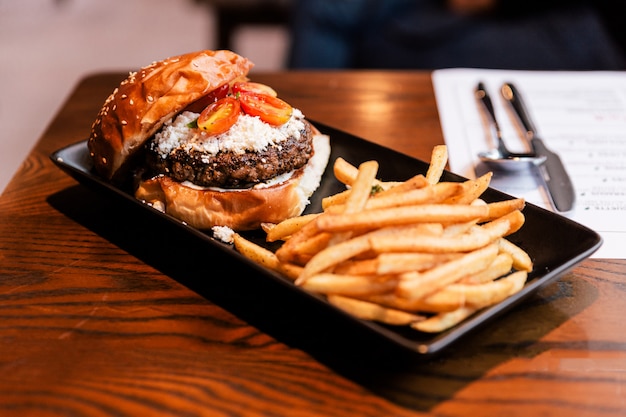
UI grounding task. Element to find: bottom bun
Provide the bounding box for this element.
[135,133,331,231]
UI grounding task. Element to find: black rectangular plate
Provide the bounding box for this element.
[50,121,602,356]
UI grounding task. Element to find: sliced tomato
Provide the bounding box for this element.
[197,97,241,135]
[239,93,293,126]
[233,82,278,97]
[183,84,230,113]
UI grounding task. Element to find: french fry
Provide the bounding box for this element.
[328,295,425,325]
[296,233,372,283]
[296,224,409,282]
[424,272,521,309]
[332,258,379,275]
[265,213,320,242]
[333,157,386,189]
[327,160,380,246]
[343,160,379,212]
[276,262,303,281]
[442,219,479,237]
[333,252,461,276]
[370,220,509,254]
[498,238,534,272]
[301,273,397,296]
[232,145,534,335]
[316,204,490,233]
[484,198,526,221]
[372,174,429,196]
[505,270,528,296]
[480,209,525,236]
[290,232,333,260]
[426,144,448,184]
[471,198,487,206]
[333,157,360,186]
[233,233,280,271]
[322,178,424,210]
[376,252,462,275]
[402,222,446,236]
[365,182,463,210]
[397,242,499,300]
[322,189,351,209]
[459,252,513,284]
[361,270,526,314]
[275,217,324,263]
[411,307,477,333]
[445,173,493,204]
[362,292,463,313]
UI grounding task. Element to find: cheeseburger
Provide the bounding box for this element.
[88,50,330,232]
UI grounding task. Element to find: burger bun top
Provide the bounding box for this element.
[88,50,254,181]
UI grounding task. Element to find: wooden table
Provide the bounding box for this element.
[1,71,625,416]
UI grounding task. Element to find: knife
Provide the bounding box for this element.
[501,82,576,212]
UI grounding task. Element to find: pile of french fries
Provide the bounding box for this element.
[233,145,532,333]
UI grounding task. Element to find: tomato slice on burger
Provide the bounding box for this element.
[233,82,278,97]
[183,83,230,113]
[239,93,293,126]
[197,96,241,135]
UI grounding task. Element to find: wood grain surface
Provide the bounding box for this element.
[0,71,625,417]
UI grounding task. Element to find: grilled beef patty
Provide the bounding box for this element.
[145,122,313,188]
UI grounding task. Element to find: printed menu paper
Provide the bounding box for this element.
[432,68,626,259]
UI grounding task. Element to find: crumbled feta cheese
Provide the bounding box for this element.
[212,225,235,243]
[152,108,306,159]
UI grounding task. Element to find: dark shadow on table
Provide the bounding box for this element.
[47,184,596,412]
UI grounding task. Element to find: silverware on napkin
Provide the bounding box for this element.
[501,82,576,212]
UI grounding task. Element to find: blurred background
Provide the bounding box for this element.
[2,0,625,193]
[0,0,290,192]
